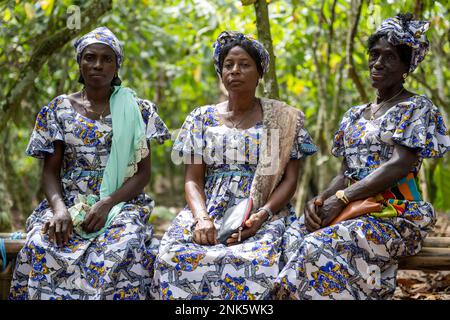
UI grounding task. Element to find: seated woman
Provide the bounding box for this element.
[9,27,170,300]
[274,13,450,300]
[152,31,316,300]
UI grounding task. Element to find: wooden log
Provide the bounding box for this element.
[1,233,27,260]
[0,262,13,300]
[399,247,450,271]
[422,237,450,248]
[3,240,26,259]
[0,232,26,239]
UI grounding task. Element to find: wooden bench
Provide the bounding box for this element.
[0,235,26,300]
[398,237,450,271]
[1,235,450,300]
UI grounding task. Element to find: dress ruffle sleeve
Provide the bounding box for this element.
[25,97,65,159]
[331,105,366,157]
[331,106,360,157]
[391,96,450,158]
[331,121,346,157]
[137,99,171,144]
[289,119,317,159]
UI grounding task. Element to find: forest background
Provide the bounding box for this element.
[0,0,448,232]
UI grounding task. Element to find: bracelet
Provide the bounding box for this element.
[258,206,274,222]
[194,215,213,224]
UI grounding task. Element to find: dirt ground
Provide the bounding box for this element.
[394,212,450,300]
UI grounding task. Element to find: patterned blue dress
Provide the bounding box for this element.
[151,104,316,300]
[275,95,450,299]
[9,95,169,300]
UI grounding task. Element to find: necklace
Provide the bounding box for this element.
[81,88,109,120]
[369,87,404,121]
[226,99,258,129]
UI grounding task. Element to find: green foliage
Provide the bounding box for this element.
[149,206,177,223]
[433,160,450,211]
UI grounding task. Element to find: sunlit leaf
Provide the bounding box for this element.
[241,0,256,5]
[3,8,12,22]
[39,0,54,16]
[24,3,36,20]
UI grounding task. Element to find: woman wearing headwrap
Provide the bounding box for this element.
[152,31,316,299]
[274,13,450,300]
[9,27,170,300]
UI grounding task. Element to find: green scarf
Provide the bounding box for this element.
[69,86,149,239]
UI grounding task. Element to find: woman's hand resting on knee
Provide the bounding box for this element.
[304,197,323,232]
[81,197,114,233]
[193,217,218,246]
[42,208,73,247]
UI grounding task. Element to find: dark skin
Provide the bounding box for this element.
[186,45,301,246]
[304,37,420,232]
[42,43,151,247]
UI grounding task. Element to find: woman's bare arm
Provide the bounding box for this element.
[41,141,73,247]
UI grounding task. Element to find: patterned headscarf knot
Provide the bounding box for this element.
[374,16,430,73]
[74,27,124,68]
[212,31,270,76]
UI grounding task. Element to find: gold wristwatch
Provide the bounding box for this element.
[335,190,350,205]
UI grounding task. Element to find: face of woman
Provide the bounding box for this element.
[80,43,117,88]
[221,46,260,94]
[368,37,409,91]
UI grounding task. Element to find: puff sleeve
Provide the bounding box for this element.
[289,126,317,159]
[25,97,65,159]
[137,99,170,144]
[171,107,205,158]
[391,96,450,158]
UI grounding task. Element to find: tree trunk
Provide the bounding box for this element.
[346,0,368,103]
[414,0,425,19]
[253,0,279,99]
[0,140,13,231]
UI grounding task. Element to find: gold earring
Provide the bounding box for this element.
[403,73,408,80]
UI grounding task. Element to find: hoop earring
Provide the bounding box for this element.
[402,73,408,80]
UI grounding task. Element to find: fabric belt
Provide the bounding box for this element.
[206,170,254,179]
[63,169,104,180]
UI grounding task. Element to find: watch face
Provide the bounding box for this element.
[336,190,344,198]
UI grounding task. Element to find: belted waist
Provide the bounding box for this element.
[206,170,254,180]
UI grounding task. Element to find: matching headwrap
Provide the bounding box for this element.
[74,26,124,68]
[212,31,270,76]
[374,16,430,73]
